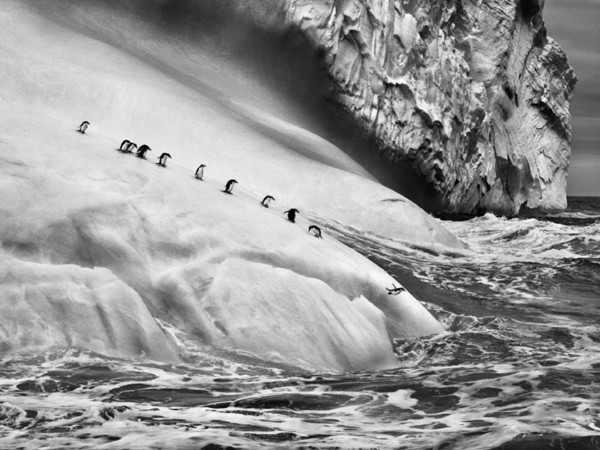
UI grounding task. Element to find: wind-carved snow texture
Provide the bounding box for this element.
[285,0,577,215]
[0,1,462,372]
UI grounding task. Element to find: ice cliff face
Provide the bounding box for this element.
[284,0,577,215]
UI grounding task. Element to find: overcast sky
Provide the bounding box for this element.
[543,0,600,196]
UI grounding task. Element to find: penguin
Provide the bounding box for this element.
[223,179,238,194]
[284,208,299,223]
[195,164,206,180]
[261,195,275,208]
[77,121,90,134]
[386,284,406,295]
[136,144,151,159]
[308,225,323,239]
[157,152,172,167]
[125,142,138,154]
[119,139,131,151]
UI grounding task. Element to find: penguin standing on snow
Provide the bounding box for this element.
[157,152,171,167]
[386,284,406,295]
[284,209,299,223]
[261,195,275,208]
[136,144,151,159]
[119,139,131,151]
[223,179,238,194]
[195,164,206,180]
[308,225,323,239]
[77,121,90,134]
[125,142,138,154]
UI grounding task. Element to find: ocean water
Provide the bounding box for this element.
[1,198,599,449]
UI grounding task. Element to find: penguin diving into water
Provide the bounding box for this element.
[136,144,151,159]
[223,179,238,194]
[308,225,323,239]
[157,152,171,167]
[261,195,275,208]
[195,164,206,180]
[284,209,299,223]
[119,139,131,151]
[76,121,90,134]
[386,284,406,295]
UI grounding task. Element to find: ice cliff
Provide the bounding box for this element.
[283,0,577,215]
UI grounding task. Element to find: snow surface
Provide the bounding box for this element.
[0,1,461,372]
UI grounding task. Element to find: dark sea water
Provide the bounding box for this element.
[1,198,599,449]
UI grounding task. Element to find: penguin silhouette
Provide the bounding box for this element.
[284,209,299,223]
[223,179,238,194]
[77,121,90,134]
[308,225,323,238]
[261,195,275,208]
[386,284,406,295]
[125,142,137,154]
[195,164,206,180]
[119,139,131,151]
[157,152,171,167]
[136,144,151,159]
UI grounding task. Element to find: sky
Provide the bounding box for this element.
[543,0,600,196]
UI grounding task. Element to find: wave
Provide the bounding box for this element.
[442,212,600,261]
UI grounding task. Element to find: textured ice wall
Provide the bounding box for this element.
[283,0,577,215]
[0,257,180,362]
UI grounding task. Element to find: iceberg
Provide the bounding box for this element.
[0,256,179,362]
[0,0,458,372]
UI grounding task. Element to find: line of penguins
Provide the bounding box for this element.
[77,121,324,239]
[76,121,407,295]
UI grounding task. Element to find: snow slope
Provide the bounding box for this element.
[0,1,460,372]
